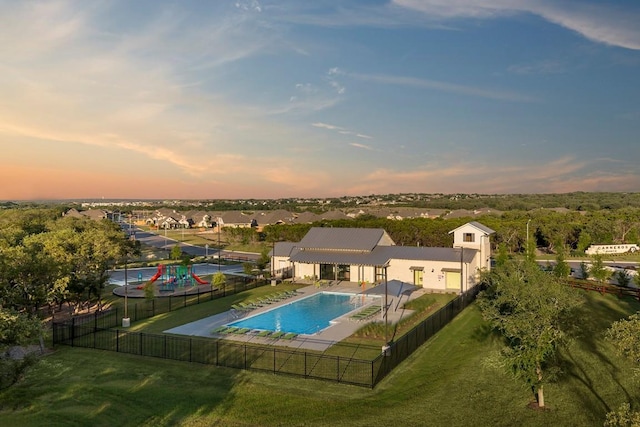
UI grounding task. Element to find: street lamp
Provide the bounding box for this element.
[122,252,130,328]
[217,219,221,272]
[526,219,532,256]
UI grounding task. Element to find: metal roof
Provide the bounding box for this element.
[449,221,495,235]
[289,245,477,266]
[297,227,391,251]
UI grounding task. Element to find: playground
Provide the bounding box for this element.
[112,264,212,298]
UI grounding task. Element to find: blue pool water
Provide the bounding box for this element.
[228,292,378,335]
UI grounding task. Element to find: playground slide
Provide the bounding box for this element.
[191,273,208,285]
[149,265,164,283]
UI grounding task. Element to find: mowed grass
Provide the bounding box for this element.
[2,291,640,426]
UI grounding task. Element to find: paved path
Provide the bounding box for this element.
[164,280,426,352]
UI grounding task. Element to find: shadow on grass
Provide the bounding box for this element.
[557,291,640,420]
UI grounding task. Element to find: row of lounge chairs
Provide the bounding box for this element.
[349,305,382,322]
[230,290,299,314]
[211,325,298,340]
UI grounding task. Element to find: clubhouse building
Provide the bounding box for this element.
[272,221,494,293]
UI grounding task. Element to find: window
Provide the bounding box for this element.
[463,233,475,242]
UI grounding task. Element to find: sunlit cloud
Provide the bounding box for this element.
[349,143,375,151]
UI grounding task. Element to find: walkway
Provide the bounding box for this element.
[164,280,427,351]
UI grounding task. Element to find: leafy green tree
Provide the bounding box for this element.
[579,261,590,280]
[242,262,256,276]
[477,259,583,408]
[604,403,640,427]
[211,272,226,291]
[605,313,640,425]
[256,247,270,273]
[170,244,182,261]
[553,244,571,278]
[0,308,43,389]
[495,243,509,268]
[589,255,610,283]
[614,270,632,288]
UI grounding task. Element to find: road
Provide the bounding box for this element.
[120,223,260,260]
[109,223,259,286]
[109,263,245,286]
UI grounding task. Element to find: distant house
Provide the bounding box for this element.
[272,221,494,293]
[218,211,254,228]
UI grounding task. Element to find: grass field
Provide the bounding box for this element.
[2,290,640,426]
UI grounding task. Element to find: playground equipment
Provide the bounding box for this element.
[147,264,209,291]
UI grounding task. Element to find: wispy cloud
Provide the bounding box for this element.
[393,0,640,50]
[336,70,535,102]
[508,60,566,75]
[311,122,374,141]
[349,142,375,151]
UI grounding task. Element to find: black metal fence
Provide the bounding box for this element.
[52,284,483,388]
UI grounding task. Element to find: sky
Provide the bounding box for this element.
[1,0,639,200]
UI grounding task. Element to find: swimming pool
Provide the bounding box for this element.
[228,292,380,335]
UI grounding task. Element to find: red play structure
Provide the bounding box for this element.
[146,264,209,289]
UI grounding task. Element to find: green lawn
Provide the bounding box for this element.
[2,291,640,426]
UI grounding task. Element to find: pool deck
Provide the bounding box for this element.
[164,280,428,352]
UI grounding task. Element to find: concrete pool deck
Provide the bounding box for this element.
[164,280,428,352]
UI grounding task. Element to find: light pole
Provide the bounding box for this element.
[122,251,130,327]
[526,219,532,256]
[217,219,221,272]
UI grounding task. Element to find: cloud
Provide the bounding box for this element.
[312,122,344,131]
[311,122,375,141]
[392,0,640,50]
[508,60,566,75]
[349,143,375,151]
[338,155,639,196]
[343,71,536,102]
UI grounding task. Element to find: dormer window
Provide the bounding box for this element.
[463,233,475,242]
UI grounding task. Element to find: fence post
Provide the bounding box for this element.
[116,329,119,353]
[71,317,75,347]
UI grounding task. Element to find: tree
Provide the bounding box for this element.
[211,272,226,292]
[604,403,640,427]
[256,247,270,274]
[614,270,632,288]
[0,308,42,389]
[495,243,509,268]
[579,261,590,280]
[553,243,571,278]
[477,258,583,408]
[589,254,610,283]
[605,313,640,425]
[170,244,182,261]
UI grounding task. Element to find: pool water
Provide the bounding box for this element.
[228,292,379,335]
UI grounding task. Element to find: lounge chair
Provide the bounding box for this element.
[222,326,240,334]
[231,304,251,312]
[270,331,285,339]
[234,328,250,334]
[282,333,297,340]
[212,326,229,334]
[257,330,272,338]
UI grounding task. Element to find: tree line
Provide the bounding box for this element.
[261,208,640,255]
[0,208,135,388]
